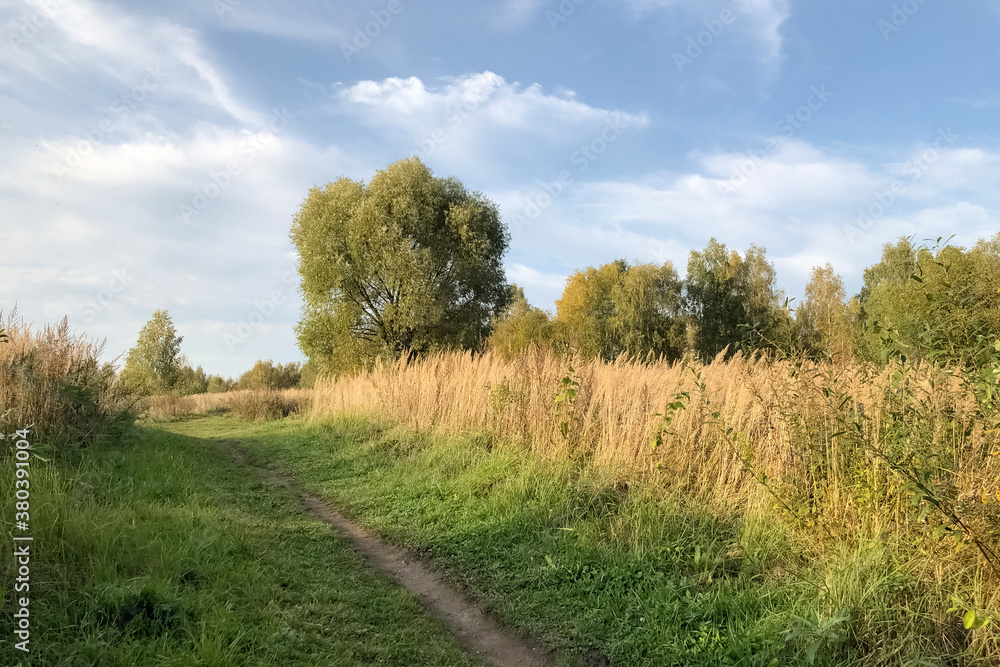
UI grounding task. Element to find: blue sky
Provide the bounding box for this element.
[2,0,998,377]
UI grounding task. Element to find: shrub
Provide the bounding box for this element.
[0,311,139,450]
[225,389,302,422]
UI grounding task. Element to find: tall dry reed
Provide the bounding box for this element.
[0,311,139,449]
[311,348,1000,579]
[145,388,313,421]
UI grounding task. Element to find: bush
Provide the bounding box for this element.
[0,312,139,450]
[225,390,302,422]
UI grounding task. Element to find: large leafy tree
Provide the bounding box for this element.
[291,157,510,371]
[797,264,856,360]
[555,260,686,361]
[121,310,183,394]
[684,239,790,360]
[488,285,556,359]
[237,360,302,390]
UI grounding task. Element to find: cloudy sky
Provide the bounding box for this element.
[2,0,998,377]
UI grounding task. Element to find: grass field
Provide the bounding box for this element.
[0,421,478,666]
[2,316,997,665]
[161,412,996,666]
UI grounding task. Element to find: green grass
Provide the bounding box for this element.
[161,414,976,666]
[0,423,479,666]
[2,411,980,666]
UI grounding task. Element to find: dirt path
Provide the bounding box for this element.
[220,439,553,667]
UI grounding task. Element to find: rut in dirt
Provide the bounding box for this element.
[219,439,553,667]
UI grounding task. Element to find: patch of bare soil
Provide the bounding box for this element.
[220,440,553,667]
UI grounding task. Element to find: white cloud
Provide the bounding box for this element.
[500,136,1000,307]
[327,71,650,185]
[628,0,791,70]
[338,71,648,130]
[0,0,260,126]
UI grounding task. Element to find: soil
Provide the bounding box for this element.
[220,439,553,667]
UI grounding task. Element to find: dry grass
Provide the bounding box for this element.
[145,388,312,422]
[311,347,1000,611]
[0,311,138,448]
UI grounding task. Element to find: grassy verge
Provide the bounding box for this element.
[163,414,986,666]
[0,422,479,666]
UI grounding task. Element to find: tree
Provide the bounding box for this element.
[859,236,1000,365]
[797,264,855,360]
[291,157,510,372]
[684,239,789,360]
[611,261,686,361]
[237,360,301,390]
[488,285,556,358]
[298,359,322,389]
[207,375,234,393]
[121,310,183,394]
[555,261,622,358]
[555,260,686,362]
[174,361,209,396]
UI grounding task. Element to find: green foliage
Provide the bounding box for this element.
[684,239,792,360]
[797,264,858,360]
[120,310,184,395]
[553,365,580,439]
[219,415,986,665]
[236,359,302,391]
[173,361,208,396]
[206,374,234,393]
[225,389,300,421]
[858,235,1000,367]
[488,285,556,358]
[0,315,138,450]
[297,358,321,388]
[290,157,510,372]
[555,259,686,361]
[0,424,478,665]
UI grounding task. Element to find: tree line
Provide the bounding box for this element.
[119,310,316,396]
[493,235,1000,367]
[120,157,1000,394]
[292,157,1000,373]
